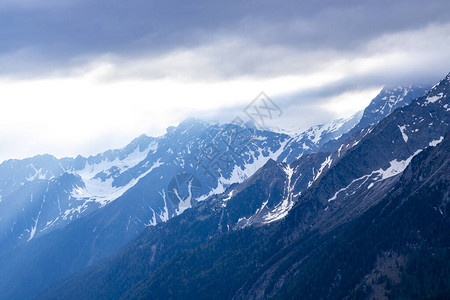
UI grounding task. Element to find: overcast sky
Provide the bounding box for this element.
[1,0,449,162]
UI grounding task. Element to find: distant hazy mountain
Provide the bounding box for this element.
[0,121,290,249]
[0,135,156,245]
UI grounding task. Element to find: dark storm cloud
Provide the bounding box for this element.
[1,0,449,78]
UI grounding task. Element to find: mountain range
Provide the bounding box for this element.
[0,74,448,299]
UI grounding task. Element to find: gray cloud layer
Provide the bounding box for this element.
[1,0,449,79]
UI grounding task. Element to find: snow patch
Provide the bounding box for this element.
[426,92,444,103]
[264,165,295,223]
[71,159,164,207]
[26,165,54,181]
[144,208,157,227]
[429,136,444,147]
[312,155,332,183]
[27,197,45,241]
[328,174,371,202]
[375,150,422,180]
[174,178,195,215]
[398,125,408,142]
[221,191,234,207]
[329,150,422,202]
[158,190,169,222]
